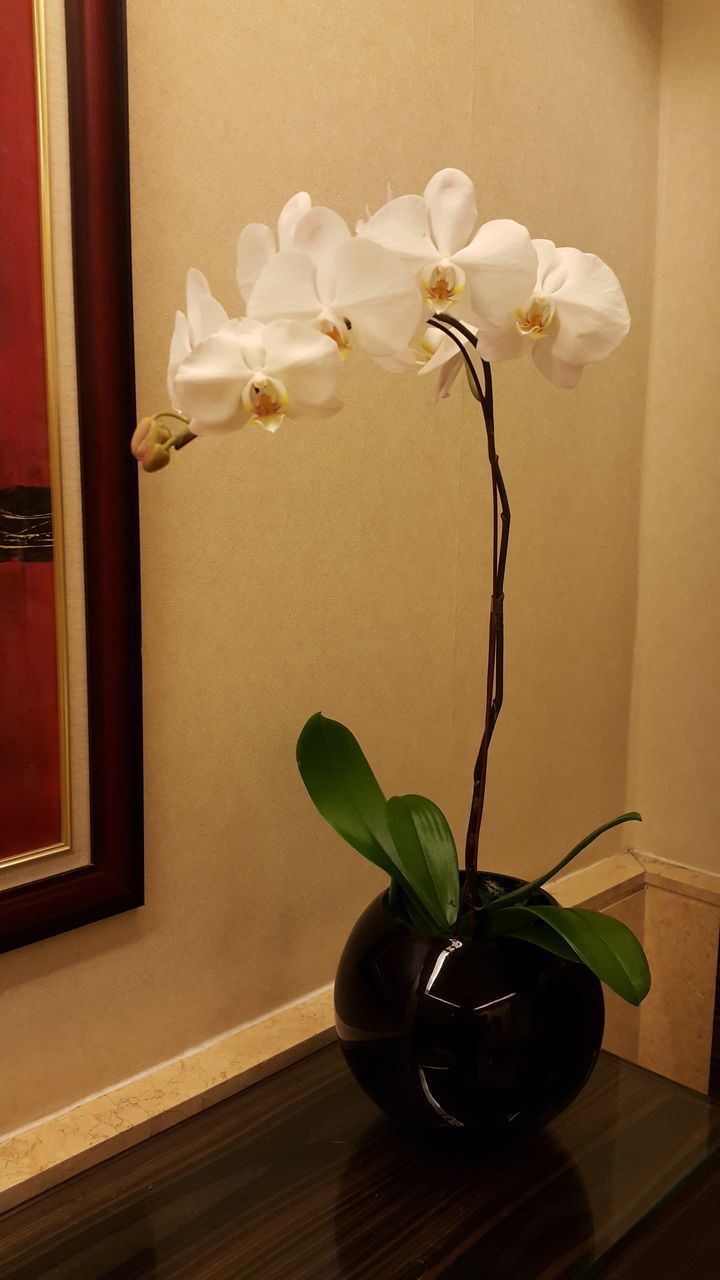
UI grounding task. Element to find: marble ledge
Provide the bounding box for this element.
[637,854,720,907]
[548,852,645,911]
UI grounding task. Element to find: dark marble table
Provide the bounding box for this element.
[1,1045,719,1278]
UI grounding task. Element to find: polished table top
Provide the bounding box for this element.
[0,1045,719,1278]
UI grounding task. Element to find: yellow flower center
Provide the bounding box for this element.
[242,373,289,432]
[515,296,556,339]
[317,313,352,357]
[421,261,465,309]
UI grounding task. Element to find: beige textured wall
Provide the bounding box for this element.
[628,0,720,873]
[1,0,660,1135]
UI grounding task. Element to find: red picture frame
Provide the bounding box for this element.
[0,0,143,952]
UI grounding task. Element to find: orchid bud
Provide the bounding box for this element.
[141,442,173,472]
[131,416,173,473]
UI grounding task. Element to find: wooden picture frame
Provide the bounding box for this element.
[0,0,142,952]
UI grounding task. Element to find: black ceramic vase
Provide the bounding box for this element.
[335,873,604,1136]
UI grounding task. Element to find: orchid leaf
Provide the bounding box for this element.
[488,904,651,1005]
[386,794,460,929]
[297,713,395,874]
[487,906,581,963]
[296,714,436,931]
[484,812,642,913]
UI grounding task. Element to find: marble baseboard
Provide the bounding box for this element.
[2,852,719,1214]
[637,886,719,1092]
[0,987,334,1214]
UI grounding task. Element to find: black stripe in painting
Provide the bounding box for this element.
[0,486,53,562]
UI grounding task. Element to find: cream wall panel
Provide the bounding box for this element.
[628,0,720,873]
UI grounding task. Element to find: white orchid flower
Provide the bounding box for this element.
[235,191,312,305]
[246,206,423,359]
[419,238,631,397]
[358,168,537,325]
[419,321,478,401]
[166,268,228,406]
[172,317,341,435]
[475,239,631,387]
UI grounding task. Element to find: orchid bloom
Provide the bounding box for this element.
[505,239,631,387]
[134,170,632,466]
[166,268,228,407]
[459,240,631,387]
[359,168,537,326]
[235,191,312,305]
[418,319,479,401]
[422,239,631,394]
[171,317,341,434]
[246,206,422,359]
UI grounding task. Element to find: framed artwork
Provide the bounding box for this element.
[0,0,143,952]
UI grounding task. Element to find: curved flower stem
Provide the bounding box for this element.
[150,411,197,451]
[427,315,511,912]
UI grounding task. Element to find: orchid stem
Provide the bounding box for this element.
[428,315,510,913]
[149,411,197,451]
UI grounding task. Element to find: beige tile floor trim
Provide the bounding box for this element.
[2,851,716,1213]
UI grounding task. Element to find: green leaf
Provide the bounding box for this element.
[484,811,642,913]
[295,714,436,931]
[386,795,460,929]
[489,904,651,1005]
[487,906,581,963]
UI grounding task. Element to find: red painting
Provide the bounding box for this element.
[0,0,62,860]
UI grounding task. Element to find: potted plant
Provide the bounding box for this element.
[133,168,650,1137]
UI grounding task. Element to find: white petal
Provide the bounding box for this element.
[454,220,537,321]
[373,347,420,373]
[475,323,525,363]
[236,223,276,303]
[531,340,583,388]
[173,319,254,424]
[545,248,631,365]
[418,331,468,377]
[423,168,477,258]
[291,207,350,270]
[185,268,228,345]
[166,310,191,405]
[285,393,344,421]
[191,405,253,437]
[247,250,321,325]
[532,238,559,284]
[315,260,336,307]
[359,194,435,272]
[436,352,463,400]
[233,317,268,370]
[277,191,312,250]
[331,238,422,357]
[261,320,340,411]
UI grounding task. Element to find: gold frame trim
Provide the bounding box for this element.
[2,0,73,871]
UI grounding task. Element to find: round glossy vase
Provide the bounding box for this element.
[334,873,604,1137]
